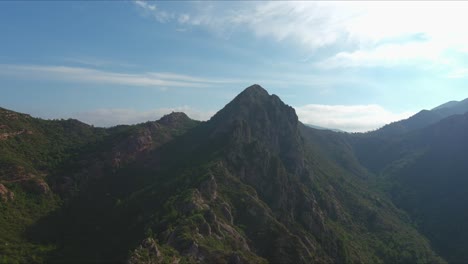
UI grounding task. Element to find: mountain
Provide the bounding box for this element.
[374,97,468,137]
[432,100,460,111]
[0,85,448,263]
[432,98,468,114]
[346,112,468,263]
[0,108,198,263]
[339,95,468,263]
[384,113,468,264]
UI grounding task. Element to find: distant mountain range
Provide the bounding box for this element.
[374,97,468,137]
[1,84,467,263]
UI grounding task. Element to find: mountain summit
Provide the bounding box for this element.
[211,84,297,125]
[236,84,270,97]
[209,85,301,165]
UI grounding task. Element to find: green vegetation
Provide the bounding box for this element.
[0,187,59,263]
[1,85,462,263]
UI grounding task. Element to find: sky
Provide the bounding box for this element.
[1,1,468,132]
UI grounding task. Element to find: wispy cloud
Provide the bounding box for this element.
[134,0,174,23]
[59,56,137,68]
[134,0,156,11]
[295,104,415,132]
[0,64,242,89]
[316,42,445,69]
[134,1,468,71]
[69,107,215,127]
[135,1,347,48]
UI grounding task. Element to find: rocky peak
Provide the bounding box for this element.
[208,85,302,159]
[158,112,191,127]
[210,84,298,128]
[205,85,306,191]
[236,84,269,99]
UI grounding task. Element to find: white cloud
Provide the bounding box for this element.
[135,1,468,70]
[69,107,216,127]
[134,0,175,23]
[174,2,347,48]
[317,42,444,69]
[0,64,242,88]
[134,0,156,11]
[294,104,415,132]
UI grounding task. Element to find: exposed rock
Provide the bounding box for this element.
[203,209,217,224]
[178,190,209,215]
[3,112,20,120]
[184,241,199,257]
[111,129,153,168]
[141,237,162,258]
[228,254,245,264]
[199,222,211,236]
[128,237,162,264]
[166,226,204,261]
[158,112,190,128]
[22,178,50,195]
[221,203,233,224]
[35,179,50,194]
[0,184,14,202]
[0,133,9,140]
[0,129,33,141]
[218,221,250,251]
[199,175,217,200]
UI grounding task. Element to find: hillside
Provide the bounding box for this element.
[0,108,199,263]
[346,112,468,263]
[0,85,445,263]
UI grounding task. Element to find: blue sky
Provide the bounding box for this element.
[1,1,468,131]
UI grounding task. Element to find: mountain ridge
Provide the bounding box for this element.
[0,84,458,263]
[371,96,468,137]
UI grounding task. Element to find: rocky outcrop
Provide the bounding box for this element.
[158,112,191,128]
[128,237,165,264]
[0,184,14,202]
[176,190,210,216]
[22,178,50,195]
[0,129,33,141]
[111,129,153,169]
[157,167,262,263]
[221,202,233,224]
[198,175,217,201]
[111,113,195,169]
